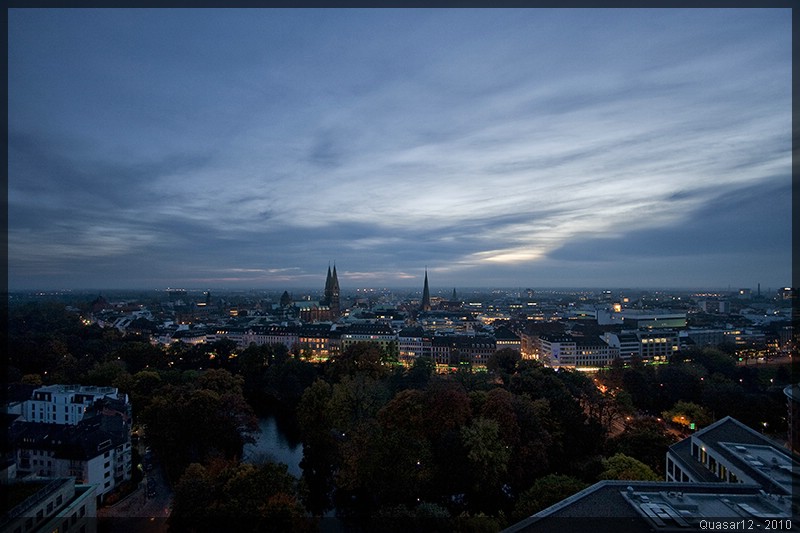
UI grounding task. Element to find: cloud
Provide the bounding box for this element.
[547,175,791,262]
[7,9,791,289]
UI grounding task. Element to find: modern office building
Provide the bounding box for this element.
[666,416,797,496]
[538,333,618,369]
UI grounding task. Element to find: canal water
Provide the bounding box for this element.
[243,416,304,478]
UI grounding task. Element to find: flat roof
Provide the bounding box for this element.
[503,481,793,533]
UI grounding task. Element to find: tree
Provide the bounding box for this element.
[328,375,390,433]
[327,342,393,381]
[170,460,312,532]
[460,417,511,512]
[140,382,258,482]
[197,368,245,396]
[487,348,522,384]
[607,417,675,476]
[83,360,129,387]
[662,400,713,429]
[21,374,43,386]
[297,379,338,515]
[598,453,659,481]
[336,419,434,512]
[512,474,587,521]
[170,462,214,530]
[112,341,164,373]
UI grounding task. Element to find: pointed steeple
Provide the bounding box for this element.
[331,264,340,292]
[325,264,332,292]
[330,263,340,317]
[322,262,341,318]
[452,288,457,300]
[323,264,332,306]
[421,268,431,312]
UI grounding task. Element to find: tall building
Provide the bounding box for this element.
[322,264,341,318]
[5,385,133,506]
[421,269,431,312]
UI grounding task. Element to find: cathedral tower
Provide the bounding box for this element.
[323,263,340,318]
[330,264,340,318]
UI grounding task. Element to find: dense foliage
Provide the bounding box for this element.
[6,300,795,532]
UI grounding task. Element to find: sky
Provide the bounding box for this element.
[8,8,792,292]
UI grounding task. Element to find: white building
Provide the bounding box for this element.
[602,332,640,361]
[243,325,299,350]
[538,333,618,370]
[397,326,427,367]
[22,385,128,426]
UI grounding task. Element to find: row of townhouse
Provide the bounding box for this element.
[430,334,497,371]
[207,322,521,370]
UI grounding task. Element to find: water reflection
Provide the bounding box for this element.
[243,416,304,478]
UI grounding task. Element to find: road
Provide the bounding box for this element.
[737,355,793,367]
[97,456,172,532]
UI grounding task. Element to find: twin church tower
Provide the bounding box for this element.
[321,265,447,316]
[321,264,341,317]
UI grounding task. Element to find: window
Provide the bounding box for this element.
[47,502,53,513]
[57,495,63,506]
[79,505,85,518]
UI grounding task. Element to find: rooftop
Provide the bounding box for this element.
[503,481,795,533]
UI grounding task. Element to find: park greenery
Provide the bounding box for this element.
[5,300,794,531]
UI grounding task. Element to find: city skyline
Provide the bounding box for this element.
[8,9,792,291]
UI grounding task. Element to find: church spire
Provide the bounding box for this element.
[323,262,341,318]
[421,268,431,312]
[322,264,332,306]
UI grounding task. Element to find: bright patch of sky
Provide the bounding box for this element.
[8,8,792,290]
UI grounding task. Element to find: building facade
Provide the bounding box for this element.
[20,385,129,427]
